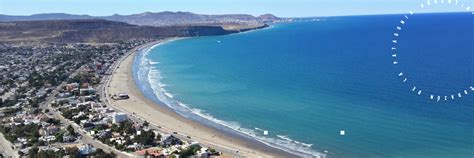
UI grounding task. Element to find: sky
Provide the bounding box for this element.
[0,0,472,17]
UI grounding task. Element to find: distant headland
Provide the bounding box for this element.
[0,11,285,26]
[0,11,286,43]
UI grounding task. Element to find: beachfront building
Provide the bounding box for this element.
[112,112,128,124]
[162,135,183,147]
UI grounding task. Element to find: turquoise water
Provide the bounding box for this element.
[134,13,474,157]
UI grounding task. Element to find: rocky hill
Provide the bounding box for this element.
[0,19,262,43]
[0,12,281,27]
[0,13,93,21]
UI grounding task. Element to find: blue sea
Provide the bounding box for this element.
[133,13,474,157]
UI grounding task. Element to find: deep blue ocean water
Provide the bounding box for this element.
[133,13,474,157]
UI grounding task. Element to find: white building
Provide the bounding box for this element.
[80,87,96,95]
[78,144,97,155]
[112,112,127,124]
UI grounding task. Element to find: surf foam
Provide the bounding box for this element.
[135,41,326,158]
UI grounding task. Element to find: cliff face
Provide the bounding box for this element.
[0,19,239,43]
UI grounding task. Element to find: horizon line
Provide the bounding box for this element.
[1,10,472,19]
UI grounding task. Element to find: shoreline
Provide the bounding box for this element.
[105,38,298,157]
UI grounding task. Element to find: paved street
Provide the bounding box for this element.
[35,67,133,157]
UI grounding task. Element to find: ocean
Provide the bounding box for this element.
[133,13,474,157]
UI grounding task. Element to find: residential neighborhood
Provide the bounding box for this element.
[0,40,221,157]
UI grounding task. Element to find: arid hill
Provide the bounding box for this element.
[0,12,280,27]
[0,19,266,43]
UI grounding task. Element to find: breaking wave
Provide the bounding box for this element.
[134,40,326,158]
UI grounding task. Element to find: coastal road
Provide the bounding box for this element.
[0,133,18,158]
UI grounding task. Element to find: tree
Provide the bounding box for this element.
[115,121,135,134]
[37,149,65,158]
[134,130,156,146]
[28,146,39,158]
[50,102,59,107]
[45,118,60,125]
[111,124,118,132]
[142,121,149,127]
[66,125,75,135]
[177,144,201,157]
[208,148,216,153]
[55,132,64,143]
[156,133,162,141]
[61,109,73,119]
[65,147,80,157]
[92,149,116,158]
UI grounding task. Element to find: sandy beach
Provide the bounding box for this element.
[105,39,295,158]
